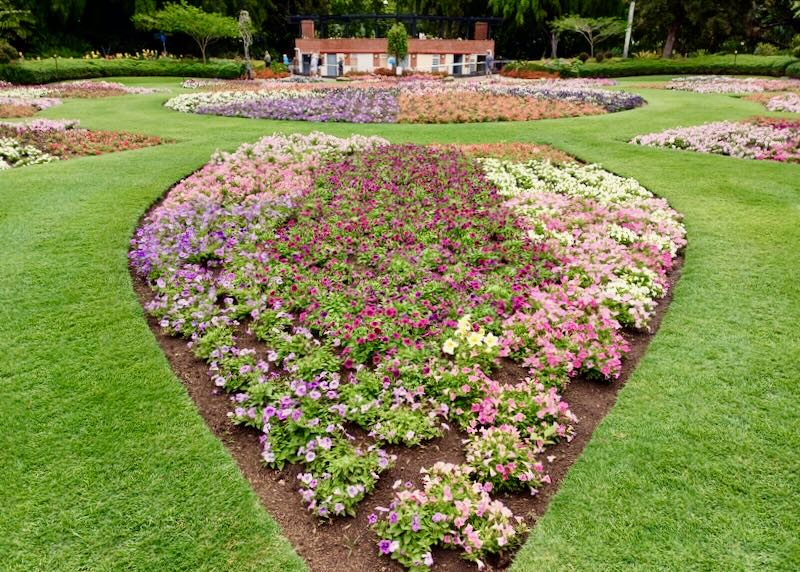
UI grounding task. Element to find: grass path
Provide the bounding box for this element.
[1,79,798,570]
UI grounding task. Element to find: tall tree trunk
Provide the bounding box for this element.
[662,23,678,58]
[550,31,558,58]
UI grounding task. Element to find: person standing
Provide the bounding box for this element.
[485,50,494,76]
[338,57,344,77]
[264,50,271,69]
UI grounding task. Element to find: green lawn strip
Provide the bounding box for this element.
[2,79,799,570]
[0,145,306,572]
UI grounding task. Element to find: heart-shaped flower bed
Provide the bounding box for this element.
[131,134,684,570]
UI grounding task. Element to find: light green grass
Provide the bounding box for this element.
[1,78,798,571]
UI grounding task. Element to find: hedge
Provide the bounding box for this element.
[0,58,245,84]
[787,62,800,78]
[506,55,800,79]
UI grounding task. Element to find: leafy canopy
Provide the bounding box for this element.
[387,22,408,65]
[551,14,626,56]
[132,1,238,63]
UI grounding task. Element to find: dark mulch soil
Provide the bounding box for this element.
[131,253,681,572]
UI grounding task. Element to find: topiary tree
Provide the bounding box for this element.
[132,1,239,64]
[551,15,626,58]
[387,22,408,69]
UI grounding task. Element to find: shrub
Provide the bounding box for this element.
[594,53,605,63]
[577,52,590,62]
[0,41,19,65]
[0,57,245,84]
[754,42,779,56]
[505,55,800,79]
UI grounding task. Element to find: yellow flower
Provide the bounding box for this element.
[456,314,472,336]
[442,338,459,355]
[483,332,499,350]
[466,330,484,348]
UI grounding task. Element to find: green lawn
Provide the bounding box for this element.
[1,78,798,571]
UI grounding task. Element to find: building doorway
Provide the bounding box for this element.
[453,54,463,75]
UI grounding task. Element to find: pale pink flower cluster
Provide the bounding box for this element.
[631,120,800,162]
[767,93,800,113]
[667,75,800,94]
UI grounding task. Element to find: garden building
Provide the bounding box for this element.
[290,15,498,76]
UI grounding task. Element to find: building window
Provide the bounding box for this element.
[432,54,441,72]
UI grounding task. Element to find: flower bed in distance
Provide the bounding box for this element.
[631,117,800,162]
[164,79,644,124]
[666,75,800,94]
[131,133,684,570]
[0,119,167,168]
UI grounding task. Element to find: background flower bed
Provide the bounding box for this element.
[164,79,644,124]
[130,132,684,570]
[631,117,800,162]
[0,80,160,117]
[0,118,167,168]
[665,75,800,94]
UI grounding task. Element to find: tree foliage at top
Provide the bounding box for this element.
[551,13,625,56]
[133,0,238,62]
[387,21,408,64]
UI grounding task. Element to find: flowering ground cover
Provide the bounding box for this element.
[0,80,159,118]
[765,92,800,113]
[130,132,684,570]
[164,79,644,124]
[666,75,800,94]
[631,117,800,162]
[0,118,167,168]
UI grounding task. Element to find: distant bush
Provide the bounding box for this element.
[505,55,800,79]
[577,52,590,62]
[594,52,605,63]
[500,68,559,80]
[0,41,19,65]
[0,57,245,84]
[787,62,800,78]
[754,43,779,56]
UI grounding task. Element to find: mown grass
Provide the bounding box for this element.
[2,78,798,570]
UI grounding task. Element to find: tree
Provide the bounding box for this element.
[387,22,408,68]
[0,0,33,43]
[551,14,626,56]
[793,0,800,16]
[132,1,238,63]
[238,9,254,79]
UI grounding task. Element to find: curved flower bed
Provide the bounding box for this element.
[666,75,800,94]
[766,93,800,113]
[131,133,684,569]
[164,79,644,124]
[0,80,160,118]
[631,117,800,163]
[0,119,167,169]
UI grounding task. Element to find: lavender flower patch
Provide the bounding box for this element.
[197,88,400,123]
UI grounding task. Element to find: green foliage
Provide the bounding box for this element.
[0,0,33,42]
[387,22,408,65]
[551,14,626,57]
[753,42,780,55]
[506,54,800,78]
[0,56,244,83]
[132,1,239,63]
[0,37,17,62]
